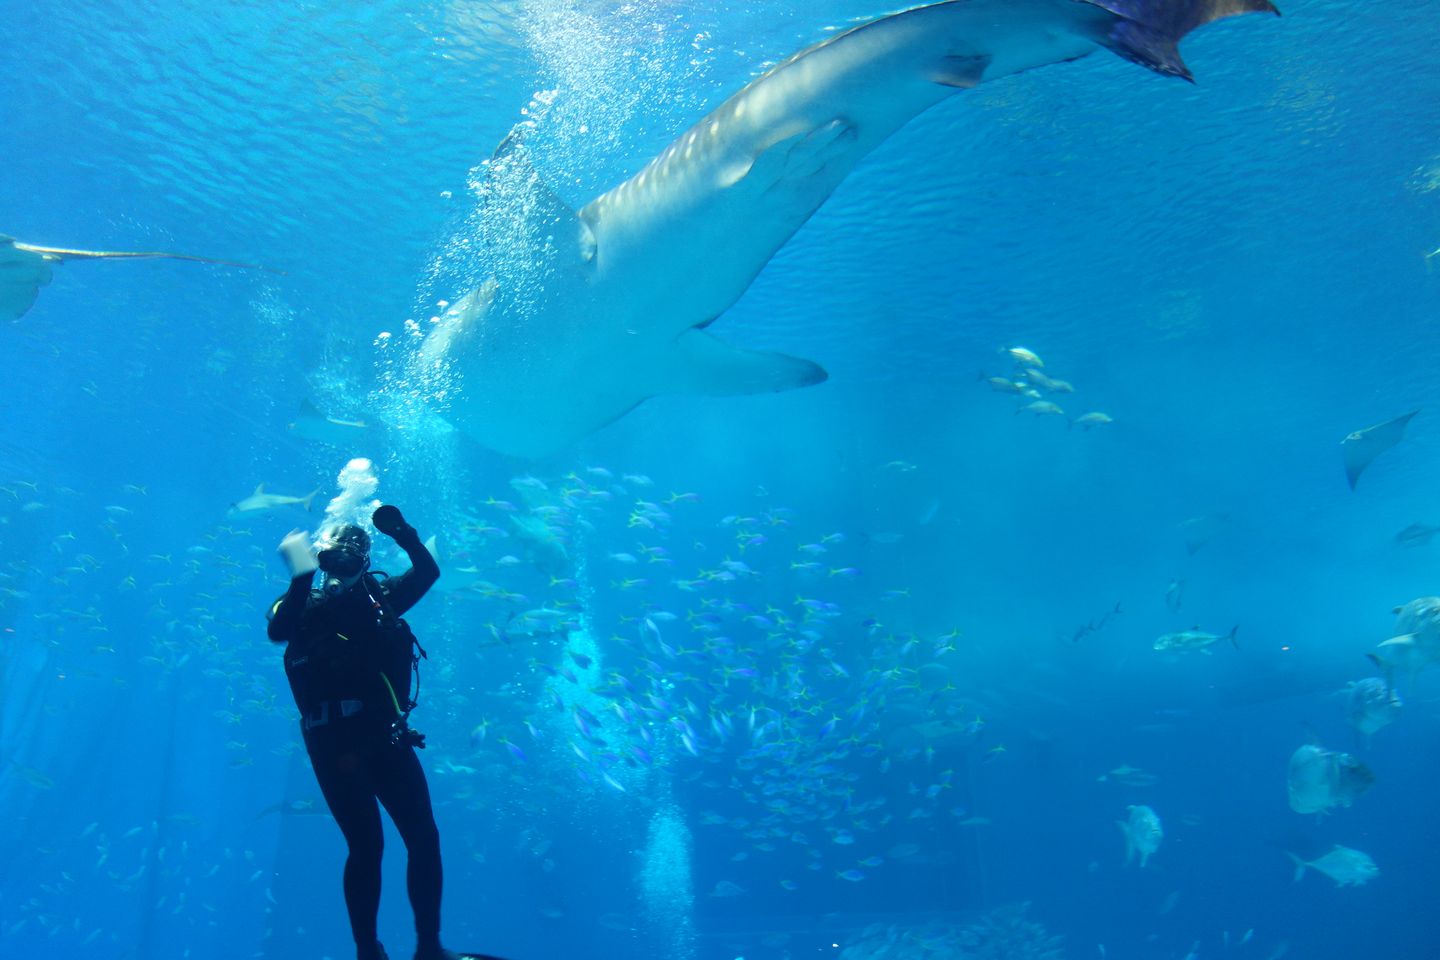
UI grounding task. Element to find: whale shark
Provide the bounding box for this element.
[424,0,1278,458]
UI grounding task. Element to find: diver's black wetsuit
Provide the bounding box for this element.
[267,529,441,957]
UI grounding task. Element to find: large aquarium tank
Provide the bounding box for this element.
[2,1,1437,958]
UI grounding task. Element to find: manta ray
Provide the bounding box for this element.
[422,0,1279,458]
[0,234,274,322]
[1341,410,1419,490]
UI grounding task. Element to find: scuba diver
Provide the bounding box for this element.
[268,505,492,960]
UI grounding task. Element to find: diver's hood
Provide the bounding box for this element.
[316,524,371,577]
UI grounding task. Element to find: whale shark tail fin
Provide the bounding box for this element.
[661,329,828,397]
[1080,0,1279,82]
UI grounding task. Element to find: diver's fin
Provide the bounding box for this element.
[661,329,828,397]
[1079,0,1281,82]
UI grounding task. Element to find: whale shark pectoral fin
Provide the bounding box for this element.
[930,53,992,89]
[662,329,828,397]
[1079,0,1280,82]
[420,280,499,364]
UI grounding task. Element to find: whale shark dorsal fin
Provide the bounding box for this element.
[253,484,265,495]
[490,126,596,266]
[659,329,828,397]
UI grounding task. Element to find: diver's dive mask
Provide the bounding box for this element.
[315,524,371,578]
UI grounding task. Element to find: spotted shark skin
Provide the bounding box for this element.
[425,0,1277,458]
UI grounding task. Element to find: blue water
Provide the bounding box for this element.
[3,1,1439,958]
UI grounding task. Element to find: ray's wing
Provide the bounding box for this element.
[1,234,282,321]
[1341,410,1419,490]
[0,236,55,322]
[1179,513,1227,555]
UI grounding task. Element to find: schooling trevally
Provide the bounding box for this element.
[422,0,1279,458]
[1118,804,1163,868]
[1153,625,1240,654]
[1288,845,1380,888]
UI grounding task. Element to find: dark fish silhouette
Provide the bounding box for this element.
[1071,601,1124,643]
[1178,514,1227,555]
[1341,410,1419,490]
[1395,522,1440,547]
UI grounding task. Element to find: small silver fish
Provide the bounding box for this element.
[1153,625,1238,654]
[1288,845,1378,887]
[1071,412,1113,429]
[1006,346,1044,368]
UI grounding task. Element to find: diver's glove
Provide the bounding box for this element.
[372,504,417,541]
[278,529,318,579]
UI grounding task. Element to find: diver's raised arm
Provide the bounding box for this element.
[373,505,439,613]
[268,529,317,642]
